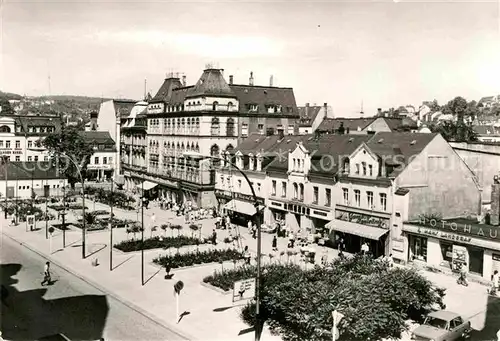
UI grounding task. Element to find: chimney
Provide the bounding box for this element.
[229,75,233,85]
[324,102,328,117]
[249,71,254,86]
[270,75,273,87]
[182,75,186,86]
[491,175,500,225]
[377,108,382,116]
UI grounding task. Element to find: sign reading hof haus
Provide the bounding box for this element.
[416,216,500,241]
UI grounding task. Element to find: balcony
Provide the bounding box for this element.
[147,167,214,186]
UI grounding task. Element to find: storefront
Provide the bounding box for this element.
[216,189,265,227]
[404,219,500,280]
[326,209,391,257]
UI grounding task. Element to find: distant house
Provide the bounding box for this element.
[296,102,333,135]
[316,116,418,135]
[478,95,500,109]
[473,125,500,143]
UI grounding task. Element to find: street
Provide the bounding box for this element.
[0,235,187,341]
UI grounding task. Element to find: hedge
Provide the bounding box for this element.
[114,235,206,252]
[153,249,243,269]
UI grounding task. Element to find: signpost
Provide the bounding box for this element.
[332,310,344,341]
[174,280,184,323]
[232,278,256,303]
[48,226,55,254]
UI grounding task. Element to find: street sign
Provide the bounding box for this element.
[232,278,256,303]
[174,280,184,295]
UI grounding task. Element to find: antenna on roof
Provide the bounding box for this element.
[360,100,364,115]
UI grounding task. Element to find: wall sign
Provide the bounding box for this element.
[416,217,500,241]
[492,253,500,261]
[392,239,404,252]
[312,210,328,217]
[417,227,472,244]
[215,189,265,205]
[335,210,389,229]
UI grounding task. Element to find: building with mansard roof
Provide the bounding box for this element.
[129,66,300,207]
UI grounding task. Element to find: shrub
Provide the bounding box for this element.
[235,256,445,341]
[114,235,206,252]
[153,249,243,269]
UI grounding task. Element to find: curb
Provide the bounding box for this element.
[2,230,195,341]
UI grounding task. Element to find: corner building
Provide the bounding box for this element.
[143,68,299,208]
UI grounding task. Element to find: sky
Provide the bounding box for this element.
[1,0,500,117]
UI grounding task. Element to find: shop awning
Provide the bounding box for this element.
[325,219,388,240]
[225,199,263,216]
[136,181,158,191]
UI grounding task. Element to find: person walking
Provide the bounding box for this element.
[272,235,278,252]
[458,262,469,286]
[361,242,369,255]
[288,232,295,248]
[243,246,251,264]
[490,270,499,295]
[41,261,51,286]
[211,229,217,245]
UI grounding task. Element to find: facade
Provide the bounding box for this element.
[0,162,67,199]
[296,103,333,135]
[216,131,482,263]
[0,114,61,162]
[81,131,117,181]
[136,67,300,208]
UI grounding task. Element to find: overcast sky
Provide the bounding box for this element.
[1,0,499,116]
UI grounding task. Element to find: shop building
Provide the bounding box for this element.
[80,131,117,182]
[402,176,500,280]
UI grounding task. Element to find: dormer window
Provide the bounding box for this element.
[250,104,258,112]
[227,102,233,111]
[212,101,219,111]
[256,155,262,171]
[342,157,350,174]
[362,162,367,175]
[355,163,360,175]
[248,154,255,170]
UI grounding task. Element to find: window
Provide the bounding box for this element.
[238,179,242,189]
[15,140,20,149]
[380,193,387,211]
[242,123,249,137]
[281,181,287,197]
[299,183,304,200]
[34,156,38,161]
[257,183,261,193]
[355,163,360,174]
[343,188,349,205]
[293,158,296,171]
[250,104,258,111]
[0,141,3,147]
[28,156,32,161]
[367,191,374,208]
[288,126,294,135]
[6,141,10,148]
[212,101,219,111]
[362,162,367,175]
[103,157,107,164]
[226,118,235,136]
[15,156,20,161]
[368,164,373,176]
[450,317,463,330]
[313,186,319,204]
[293,183,298,199]
[325,188,331,206]
[258,124,264,134]
[354,190,361,206]
[410,235,427,262]
[94,157,99,164]
[271,180,277,196]
[28,141,32,148]
[211,117,220,135]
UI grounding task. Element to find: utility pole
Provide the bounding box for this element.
[110,179,114,271]
[45,179,48,239]
[3,156,8,219]
[62,182,66,248]
[141,176,145,286]
[82,176,86,259]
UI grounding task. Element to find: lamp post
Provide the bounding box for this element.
[141,176,145,286]
[45,179,48,239]
[183,151,263,341]
[3,156,8,219]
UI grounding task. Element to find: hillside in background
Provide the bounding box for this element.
[0,90,23,100]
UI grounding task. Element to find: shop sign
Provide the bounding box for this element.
[123,171,131,176]
[270,201,283,208]
[0,149,22,155]
[214,189,264,205]
[87,164,112,170]
[493,253,500,261]
[416,217,500,241]
[417,227,472,243]
[336,211,389,229]
[312,210,328,217]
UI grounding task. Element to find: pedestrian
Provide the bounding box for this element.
[252,226,257,239]
[490,270,499,295]
[458,262,469,286]
[272,235,278,251]
[289,232,295,248]
[361,242,369,255]
[41,261,51,286]
[243,246,251,264]
[385,253,394,268]
[212,229,217,245]
[321,249,328,265]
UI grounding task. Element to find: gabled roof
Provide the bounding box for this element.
[186,69,235,99]
[80,131,115,145]
[229,85,299,116]
[479,96,495,104]
[298,105,322,122]
[152,77,183,102]
[171,86,194,105]
[366,132,437,177]
[317,117,376,132]
[14,115,62,134]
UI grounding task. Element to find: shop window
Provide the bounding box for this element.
[271,180,276,196]
[293,183,298,199]
[410,236,427,262]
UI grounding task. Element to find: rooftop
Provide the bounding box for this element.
[80,131,115,145]
[2,162,65,181]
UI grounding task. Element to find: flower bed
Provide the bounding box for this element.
[52,223,72,231]
[114,235,206,252]
[204,265,257,291]
[72,222,107,231]
[48,204,88,211]
[153,249,243,269]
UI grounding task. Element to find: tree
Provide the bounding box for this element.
[43,121,94,189]
[0,99,15,115]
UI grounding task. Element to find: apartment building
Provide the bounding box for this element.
[140,67,300,208]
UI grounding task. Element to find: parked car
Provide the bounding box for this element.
[411,310,471,341]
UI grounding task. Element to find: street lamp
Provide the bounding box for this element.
[141,175,145,285]
[2,156,9,219]
[183,151,264,341]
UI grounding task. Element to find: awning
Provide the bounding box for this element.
[325,219,388,240]
[136,181,158,191]
[225,199,263,216]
